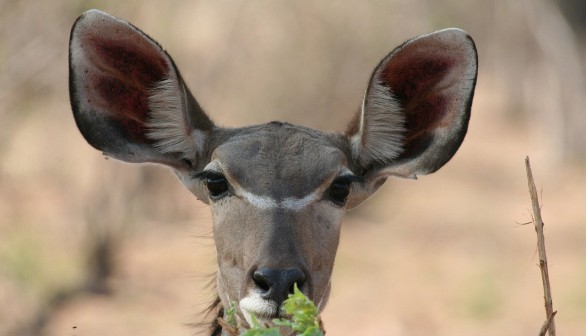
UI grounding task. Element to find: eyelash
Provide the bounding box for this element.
[193,171,230,199]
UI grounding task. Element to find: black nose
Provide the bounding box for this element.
[253,268,306,304]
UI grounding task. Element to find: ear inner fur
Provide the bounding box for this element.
[70,10,171,146]
[349,28,477,178]
[353,78,406,168]
[69,10,214,167]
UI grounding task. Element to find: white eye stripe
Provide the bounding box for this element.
[281,191,320,211]
[240,190,321,211]
[241,192,316,210]
[203,160,355,210]
[240,190,278,210]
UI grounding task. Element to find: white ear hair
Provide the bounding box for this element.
[147,76,207,159]
[347,28,477,180]
[69,9,214,169]
[351,77,406,167]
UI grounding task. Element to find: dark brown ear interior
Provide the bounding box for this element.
[382,37,472,166]
[356,28,477,179]
[69,10,184,165]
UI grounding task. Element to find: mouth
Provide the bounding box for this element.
[239,294,280,327]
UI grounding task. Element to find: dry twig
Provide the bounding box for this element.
[525,157,556,336]
[538,311,557,336]
[217,317,239,336]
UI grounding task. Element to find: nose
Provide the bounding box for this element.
[253,268,306,304]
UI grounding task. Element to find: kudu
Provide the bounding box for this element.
[69,9,477,335]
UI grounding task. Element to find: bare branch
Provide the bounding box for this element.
[538,311,558,336]
[525,157,556,336]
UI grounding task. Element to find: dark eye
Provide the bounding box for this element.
[205,174,229,198]
[327,177,353,206]
[194,171,229,199]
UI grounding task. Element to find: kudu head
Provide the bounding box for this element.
[69,9,477,332]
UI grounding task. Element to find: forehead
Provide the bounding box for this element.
[211,122,349,197]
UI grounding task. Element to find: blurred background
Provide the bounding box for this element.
[1,1,585,335]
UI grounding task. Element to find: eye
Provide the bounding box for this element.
[327,176,353,206]
[194,171,229,199]
[206,174,229,198]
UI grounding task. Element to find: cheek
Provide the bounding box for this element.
[210,199,267,288]
[302,204,345,271]
[211,199,251,304]
[297,204,344,303]
[210,198,247,261]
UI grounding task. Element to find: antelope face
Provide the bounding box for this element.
[69,9,477,333]
[187,124,354,324]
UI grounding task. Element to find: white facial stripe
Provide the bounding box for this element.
[281,190,320,211]
[239,293,278,326]
[241,190,279,210]
[240,190,321,211]
[203,160,355,211]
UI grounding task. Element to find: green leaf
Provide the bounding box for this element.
[278,283,324,336]
[241,313,281,336]
[224,284,324,336]
[224,301,238,327]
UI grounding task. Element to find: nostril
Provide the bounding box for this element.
[288,280,303,294]
[253,270,271,292]
[286,269,305,294]
[253,268,306,303]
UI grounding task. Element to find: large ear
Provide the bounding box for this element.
[347,28,477,182]
[69,10,214,170]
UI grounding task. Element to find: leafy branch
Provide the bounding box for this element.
[219,284,325,336]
